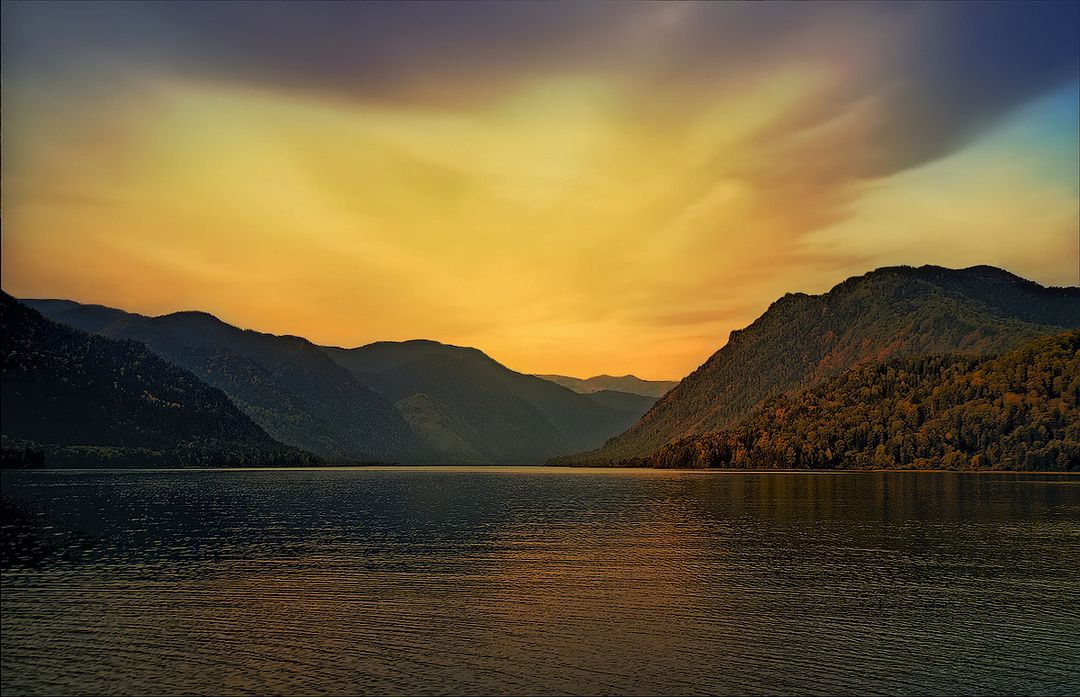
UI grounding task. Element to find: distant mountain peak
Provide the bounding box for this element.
[535,374,679,399]
[158,310,221,321]
[322,339,653,464]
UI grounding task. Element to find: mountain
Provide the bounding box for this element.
[561,265,1080,464]
[535,374,678,398]
[323,340,651,464]
[582,389,658,414]
[28,299,650,464]
[649,331,1080,471]
[1,292,313,468]
[25,301,426,463]
[24,299,133,333]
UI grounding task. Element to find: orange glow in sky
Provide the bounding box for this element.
[2,3,1078,379]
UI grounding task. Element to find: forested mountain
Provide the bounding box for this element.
[535,374,678,398]
[324,340,650,464]
[883,265,1080,327]
[24,265,1076,468]
[1,293,313,468]
[28,299,649,464]
[648,332,1079,471]
[26,301,425,462]
[562,266,1080,464]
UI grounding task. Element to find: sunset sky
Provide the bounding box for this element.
[2,1,1078,380]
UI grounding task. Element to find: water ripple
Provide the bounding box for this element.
[2,468,1079,695]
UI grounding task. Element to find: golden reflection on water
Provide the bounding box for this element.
[2,469,1078,695]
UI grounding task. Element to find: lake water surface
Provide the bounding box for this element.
[2,468,1078,695]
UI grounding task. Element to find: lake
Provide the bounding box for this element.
[2,468,1078,695]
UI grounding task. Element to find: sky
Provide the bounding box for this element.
[2,2,1078,380]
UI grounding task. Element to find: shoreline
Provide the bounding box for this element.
[3,465,1077,475]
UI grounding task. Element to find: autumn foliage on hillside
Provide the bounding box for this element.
[648,332,1080,471]
[571,266,1079,464]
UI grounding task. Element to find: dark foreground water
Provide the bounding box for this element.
[2,468,1078,696]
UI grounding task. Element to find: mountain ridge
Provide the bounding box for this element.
[534,373,678,398]
[25,300,427,463]
[557,265,1080,465]
[26,303,652,464]
[22,264,1078,468]
[647,331,1079,471]
[1,292,314,468]
[324,340,652,464]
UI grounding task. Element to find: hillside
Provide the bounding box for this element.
[25,301,426,463]
[1,292,314,468]
[582,389,657,414]
[535,374,678,398]
[562,266,1080,464]
[324,340,650,464]
[648,332,1079,471]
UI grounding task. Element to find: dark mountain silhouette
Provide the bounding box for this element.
[25,301,425,463]
[582,389,657,414]
[24,299,132,334]
[324,340,650,464]
[535,374,678,398]
[1,292,313,468]
[648,331,1079,471]
[559,265,1080,464]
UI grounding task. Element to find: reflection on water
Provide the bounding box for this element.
[2,468,1078,695]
